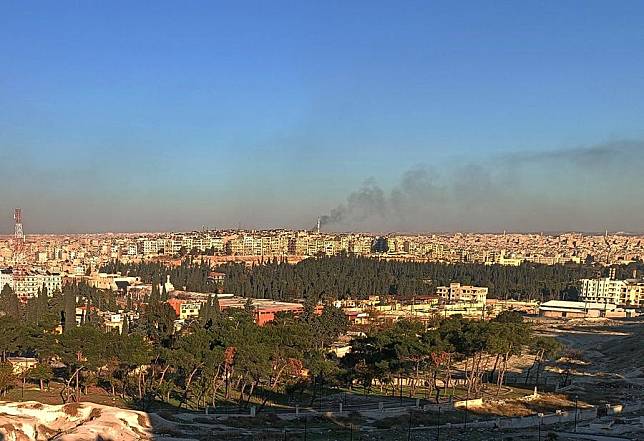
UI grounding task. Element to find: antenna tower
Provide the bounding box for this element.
[12,208,27,291]
[13,208,25,263]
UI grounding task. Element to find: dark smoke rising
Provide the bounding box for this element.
[319,166,446,229]
[319,178,387,226]
[319,140,644,232]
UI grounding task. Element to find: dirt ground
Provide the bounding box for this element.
[533,316,644,404]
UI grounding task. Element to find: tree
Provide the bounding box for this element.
[63,287,77,332]
[526,337,562,387]
[0,361,15,396]
[28,363,53,391]
[59,325,106,402]
[0,284,20,320]
[121,316,130,335]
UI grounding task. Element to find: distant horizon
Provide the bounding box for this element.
[2,226,643,237]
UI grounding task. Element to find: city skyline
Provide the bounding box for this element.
[2,1,644,233]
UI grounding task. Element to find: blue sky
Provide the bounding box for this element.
[1,1,643,233]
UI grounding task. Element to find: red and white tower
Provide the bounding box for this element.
[12,208,26,266]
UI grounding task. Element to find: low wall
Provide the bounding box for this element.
[496,407,597,430]
[453,398,484,409]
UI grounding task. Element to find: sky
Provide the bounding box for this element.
[1,1,643,233]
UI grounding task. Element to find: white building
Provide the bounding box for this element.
[539,300,631,319]
[0,269,13,291]
[11,270,62,298]
[578,278,641,306]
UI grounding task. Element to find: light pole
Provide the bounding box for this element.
[464,396,468,429]
[574,395,578,432]
[437,405,441,441]
[304,416,307,441]
[538,413,544,441]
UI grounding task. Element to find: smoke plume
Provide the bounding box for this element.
[319,140,644,232]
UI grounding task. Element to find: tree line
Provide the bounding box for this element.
[343,311,562,401]
[103,255,603,302]
[219,255,598,302]
[0,276,564,411]
[101,259,218,293]
[0,281,349,410]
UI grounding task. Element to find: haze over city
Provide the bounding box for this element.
[2,1,644,233]
[3,2,644,441]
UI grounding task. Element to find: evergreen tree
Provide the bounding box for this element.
[160,283,168,301]
[121,316,129,335]
[0,284,20,320]
[63,288,76,333]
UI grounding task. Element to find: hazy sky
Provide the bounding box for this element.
[1,1,643,233]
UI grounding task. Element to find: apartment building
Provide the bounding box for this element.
[621,280,644,306]
[9,270,62,298]
[0,269,13,291]
[143,238,165,255]
[436,282,488,304]
[579,278,627,305]
[579,277,644,307]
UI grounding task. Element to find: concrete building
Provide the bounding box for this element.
[621,280,644,307]
[539,300,632,318]
[167,298,203,320]
[579,278,627,305]
[0,269,13,291]
[87,273,142,291]
[437,282,488,304]
[7,270,62,298]
[166,292,320,326]
[579,277,644,307]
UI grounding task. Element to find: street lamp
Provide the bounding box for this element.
[437,405,441,441]
[537,413,544,441]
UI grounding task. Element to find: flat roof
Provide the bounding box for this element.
[540,300,617,310]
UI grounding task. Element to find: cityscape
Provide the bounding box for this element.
[1,2,644,441]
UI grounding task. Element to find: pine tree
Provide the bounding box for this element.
[161,283,168,301]
[0,285,20,320]
[63,288,76,333]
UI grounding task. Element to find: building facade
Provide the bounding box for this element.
[436,282,488,304]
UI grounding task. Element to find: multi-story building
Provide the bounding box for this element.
[143,239,164,256]
[621,280,644,307]
[41,272,63,294]
[437,282,488,304]
[579,277,644,307]
[209,237,225,253]
[579,278,627,305]
[0,269,13,291]
[11,270,62,298]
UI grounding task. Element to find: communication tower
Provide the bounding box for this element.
[13,208,25,263]
[12,208,27,291]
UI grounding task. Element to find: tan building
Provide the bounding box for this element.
[437,282,487,304]
[579,277,644,306]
